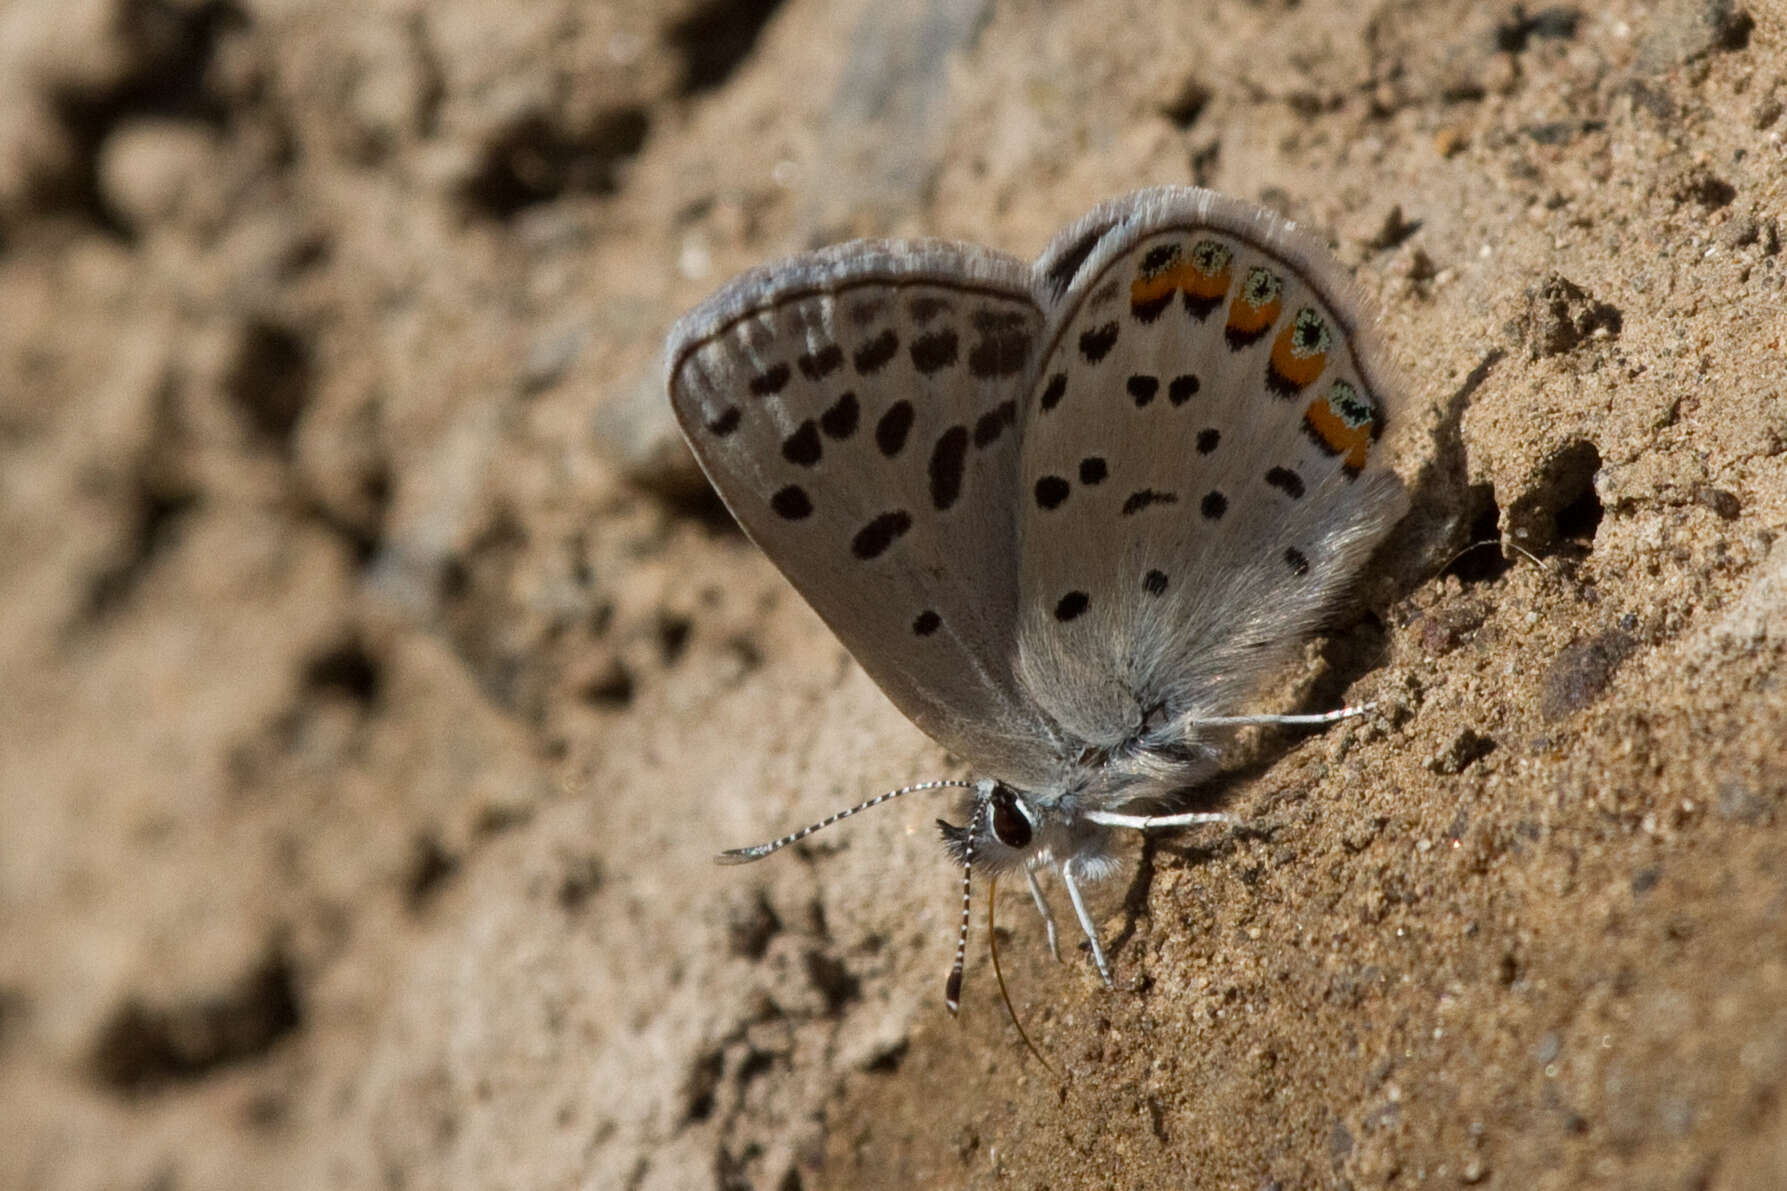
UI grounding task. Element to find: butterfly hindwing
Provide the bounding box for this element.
[667,241,1065,786]
[1012,190,1408,750]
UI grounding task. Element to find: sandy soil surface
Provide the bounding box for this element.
[3,0,1784,1187]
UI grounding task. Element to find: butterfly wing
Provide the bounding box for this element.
[1012,188,1408,753]
[667,241,1066,787]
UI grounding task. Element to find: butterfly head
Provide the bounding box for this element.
[936,780,1034,873]
[936,778,1119,878]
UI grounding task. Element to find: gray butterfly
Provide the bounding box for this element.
[665,186,1407,1007]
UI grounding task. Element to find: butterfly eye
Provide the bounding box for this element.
[989,786,1033,848]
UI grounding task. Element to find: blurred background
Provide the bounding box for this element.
[2,0,1784,1187]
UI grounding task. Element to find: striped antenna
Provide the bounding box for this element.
[944,793,988,1014]
[715,780,975,865]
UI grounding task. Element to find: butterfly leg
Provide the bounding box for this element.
[1183,702,1375,729]
[1084,809,1241,831]
[1024,866,1062,962]
[1060,861,1113,987]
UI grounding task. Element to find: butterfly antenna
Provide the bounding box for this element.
[944,792,987,1014]
[987,876,1063,1081]
[715,779,976,865]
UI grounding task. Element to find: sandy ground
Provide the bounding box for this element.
[2,0,1785,1187]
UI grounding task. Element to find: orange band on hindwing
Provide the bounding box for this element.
[1130,238,1234,322]
[1267,307,1332,396]
[1303,379,1379,472]
[1224,266,1283,349]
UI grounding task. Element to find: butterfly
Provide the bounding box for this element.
[665,186,1407,1009]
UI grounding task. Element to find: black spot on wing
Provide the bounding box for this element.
[973,308,1029,331]
[1126,375,1159,407]
[1301,417,1343,459]
[908,296,952,324]
[706,406,741,436]
[1053,591,1090,622]
[781,421,821,466]
[853,329,899,375]
[1141,244,1178,271]
[1034,476,1069,510]
[797,344,844,381]
[1039,373,1067,413]
[1142,569,1168,595]
[1043,220,1117,301]
[1292,310,1328,351]
[910,329,959,374]
[1079,321,1119,364]
[749,363,791,396]
[1078,457,1107,485]
[1266,466,1305,499]
[1200,491,1228,519]
[821,392,858,439]
[852,511,912,559]
[1196,428,1220,454]
[771,486,812,520]
[876,401,914,457]
[1168,375,1201,405]
[967,310,1031,378]
[847,298,887,326]
[1224,325,1271,351]
[928,426,969,510]
[1184,292,1223,320]
[1265,359,1308,398]
[1122,489,1178,514]
[1284,547,1310,576]
[912,609,941,636]
[1132,292,1173,322]
[973,400,1016,448]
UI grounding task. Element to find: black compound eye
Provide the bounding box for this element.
[989,787,1033,848]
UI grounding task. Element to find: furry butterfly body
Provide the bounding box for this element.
[666,187,1406,1002]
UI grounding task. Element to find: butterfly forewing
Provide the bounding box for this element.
[1012,191,1408,750]
[667,242,1065,786]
